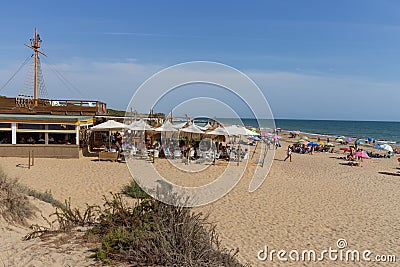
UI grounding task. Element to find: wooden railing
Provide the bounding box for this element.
[0,97,107,115]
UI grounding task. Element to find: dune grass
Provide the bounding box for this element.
[0,168,35,225]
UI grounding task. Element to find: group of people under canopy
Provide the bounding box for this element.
[90,119,277,162]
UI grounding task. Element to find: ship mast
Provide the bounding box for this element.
[24,28,47,106]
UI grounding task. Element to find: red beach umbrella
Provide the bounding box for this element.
[340,148,350,151]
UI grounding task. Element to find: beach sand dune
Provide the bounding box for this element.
[0,196,98,267]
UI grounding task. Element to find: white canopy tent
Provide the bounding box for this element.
[91,120,128,147]
[91,120,128,131]
[172,121,188,130]
[224,125,257,136]
[155,120,178,132]
[129,119,153,131]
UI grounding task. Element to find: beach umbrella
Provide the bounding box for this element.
[336,138,344,143]
[318,141,325,146]
[345,137,353,142]
[301,136,309,140]
[292,130,300,135]
[297,139,305,142]
[340,147,350,151]
[180,123,205,144]
[172,121,188,130]
[356,141,364,145]
[338,136,345,139]
[301,141,309,145]
[91,120,129,147]
[205,126,228,163]
[326,142,334,147]
[368,137,374,142]
[225,125,256,136]
[244,127,258,136]
[353,151,370,159]
[129,119,153,131]
[195,122,212,131]
[307,142,319,146]
[180,123,205,134]
[155,120,178,132]
[379,144,393,153]
[91,120,128,131]
[272,135,281,140]
[206,126,228,136]
[374,145,381,149]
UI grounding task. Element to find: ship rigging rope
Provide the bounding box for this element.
[41,58,87,99]
[0,55,32,93]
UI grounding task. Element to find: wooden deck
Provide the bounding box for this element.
[0,97,107,116]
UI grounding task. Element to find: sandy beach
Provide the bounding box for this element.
[1,133,400,266]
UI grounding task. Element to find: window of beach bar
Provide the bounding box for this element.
[16,123,77,145]
[0,123,11,144]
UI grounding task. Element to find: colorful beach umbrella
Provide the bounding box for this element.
[336,138,344,142]
[318,141,325,146]
[353,151,370,159]
[326,142,334,147]
[345,137,353,142]
[340,147,350,151]
[307,142,319,146]
[356,141,364,145]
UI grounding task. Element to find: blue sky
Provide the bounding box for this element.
[0,1,399,121]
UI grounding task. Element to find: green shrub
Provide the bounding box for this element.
[121,180,149,199]
[91,194,244,266]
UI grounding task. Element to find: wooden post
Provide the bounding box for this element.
[28,151,31,169]
[31,150,34,166]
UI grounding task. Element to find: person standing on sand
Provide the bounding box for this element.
[284,145,293,162]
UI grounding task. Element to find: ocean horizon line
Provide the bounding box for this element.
[212,117,400,123]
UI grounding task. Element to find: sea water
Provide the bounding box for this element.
[215,118,400,145]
